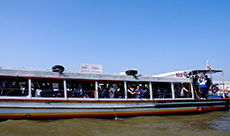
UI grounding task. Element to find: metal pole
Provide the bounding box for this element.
[63,80,67,99]
[28,79,32,98]
[149,82,153,100]
[171,83,175,99]
[124,81,127,99]
[190,78,194,99]
[95,81,98,99]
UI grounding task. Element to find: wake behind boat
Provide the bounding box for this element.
[0,65,229,119]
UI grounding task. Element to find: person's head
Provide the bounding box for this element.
[142,85,146,89]
[136,85,140,90]
[200,74,204,79]
[56,93,62,97]
[174,84,178,88]
[108,84,112,88]
[101,85,105,89]
[195,75,198,79]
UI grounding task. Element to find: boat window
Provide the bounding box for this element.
[98,81,124,99]
[174,83,192,98]
[0,77,28,97]
[31,79,64,98]
[127,82,150,99]
[66,81,95,98]
[151,82,172,99]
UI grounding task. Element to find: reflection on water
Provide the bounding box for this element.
[0,111,230,136]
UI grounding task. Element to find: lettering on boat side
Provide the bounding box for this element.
[176,73,183,77]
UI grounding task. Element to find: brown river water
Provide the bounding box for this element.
[0,111,230,136]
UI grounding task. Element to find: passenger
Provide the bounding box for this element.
[0,82,2,96]
[142,85,149,98]
[7,85,17,96]
[133,85,144,99]
[157,86,163,98]
[0,81,6,96]
[108,84,116,98]
[116,83,124,98]
[56,92,63,97]
[13,81,22,96]
[212,83,218,93]
[83,93,89,98]
[205,75,212,98]
[127,83,134,98]
[192,75,200,99]
[23,82,29,96]
[40,89,48,97]
[198,74,207,99]
[71,87,82,97]
[100,85,108,98]
[162,87,167,98]
[34,83,42,97]
[177,84,190,98]
[174,84,179,98]
[152,87,156,98]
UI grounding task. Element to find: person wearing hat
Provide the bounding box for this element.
[198,74,207,99]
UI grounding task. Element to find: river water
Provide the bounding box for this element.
[0,111,230,136]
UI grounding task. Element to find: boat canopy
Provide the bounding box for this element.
[187,69,223,76]
[153,69,223,78]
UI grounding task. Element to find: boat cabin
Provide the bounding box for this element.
[0,67,195,100]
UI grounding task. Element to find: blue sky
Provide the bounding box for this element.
[0,0,229,80]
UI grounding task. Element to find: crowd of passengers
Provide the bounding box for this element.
[0,80,151,99]
[191,74,227,99]
[0,81,63,97]
[0,80,183,99]
[99,83,149,99]
[0,81,26,96]
[0,75,221,99]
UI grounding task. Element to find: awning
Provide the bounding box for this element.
[188,69,223,75]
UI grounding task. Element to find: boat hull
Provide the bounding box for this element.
[0,98,229,119]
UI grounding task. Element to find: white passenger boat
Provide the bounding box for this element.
[0,66,229,119]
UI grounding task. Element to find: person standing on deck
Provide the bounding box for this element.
[157,86,163,98]
[177,84,190,98]
[194,75,200,99]
[100,85,108,98]
[142,85,149,98]
[205,75,212,98]
[108,84,116,98]
[133,85,144,99]
[198,75,207,99]
[127,83,134,98]
[116,83,124,98]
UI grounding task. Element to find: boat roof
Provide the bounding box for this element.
[153,69,223,78]
[187,69,223,75]
[0,68,190,83]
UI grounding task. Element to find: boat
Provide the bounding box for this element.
[0,66,229,119]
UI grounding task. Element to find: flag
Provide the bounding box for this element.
[206,59,210,69]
